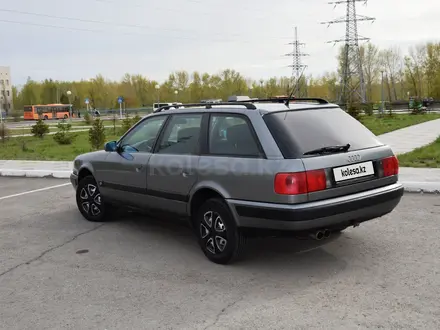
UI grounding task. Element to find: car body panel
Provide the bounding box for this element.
[99,152,153,208]
[146,154,199,215]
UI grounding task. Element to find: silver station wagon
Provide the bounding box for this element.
[70,98,404,264]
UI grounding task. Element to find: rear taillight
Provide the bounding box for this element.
[274,169,327,195]
[382,156,399,177]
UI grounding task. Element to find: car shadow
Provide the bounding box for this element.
[112,210,365,275]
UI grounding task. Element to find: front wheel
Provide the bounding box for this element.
[76,175,112,222]
[195,198,246,265]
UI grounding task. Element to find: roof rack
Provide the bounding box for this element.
[153,102,257,113]
[236,97,329,105]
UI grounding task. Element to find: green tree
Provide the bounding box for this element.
[89,118,106,150]
[31,119,50,138]
[53,119,74,145]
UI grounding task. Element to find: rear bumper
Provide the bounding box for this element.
[70,173,78,190]
[227,183,404,231]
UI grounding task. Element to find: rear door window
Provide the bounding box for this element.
[263,107,383,159]
[208,114,263,157]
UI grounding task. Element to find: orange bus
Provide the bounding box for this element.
[23,104,73,120]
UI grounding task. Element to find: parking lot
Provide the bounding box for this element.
[0,177,439,329]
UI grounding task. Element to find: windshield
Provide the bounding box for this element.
[263,107,384,159]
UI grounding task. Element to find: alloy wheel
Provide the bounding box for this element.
[79,184,102,217]
[200,211,228,255]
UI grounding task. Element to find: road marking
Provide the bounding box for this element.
[0,183,71,201]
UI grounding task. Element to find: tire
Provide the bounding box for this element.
[43,115,48,120]
[64,114,68,119]
[195,198,246,265]
[76,175,112,222]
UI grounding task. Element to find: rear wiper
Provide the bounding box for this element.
[303,144,351,156]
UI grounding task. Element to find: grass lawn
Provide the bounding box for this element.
[397,136,440,168]
[360,113,440,136]
[70,120,122,126]
[0,129,121,161]
[9,127,92,136]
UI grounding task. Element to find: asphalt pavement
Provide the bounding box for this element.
[1,177,439,329]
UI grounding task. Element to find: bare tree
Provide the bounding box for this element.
[379,47,402,101]
[361,43,380,102]
[405,45,427,97]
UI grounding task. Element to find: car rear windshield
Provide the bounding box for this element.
[263,107,384,159]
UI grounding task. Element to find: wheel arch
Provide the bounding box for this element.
[77,165,95,183]
[188,184,237,226]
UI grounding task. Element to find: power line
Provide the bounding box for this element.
[0,8,292,41]
[92,0,274,15]
[284,27,308,97]
[321,0,375,104]
[0,18,293,63]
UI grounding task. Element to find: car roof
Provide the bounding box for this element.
[147,101,339,116]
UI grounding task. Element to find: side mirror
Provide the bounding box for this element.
[104,141,118,152]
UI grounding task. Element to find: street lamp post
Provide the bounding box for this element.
[174,90,178,102]
[66,90,72,121]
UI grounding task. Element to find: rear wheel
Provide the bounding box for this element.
[43,115,48,120]
[195,198,246,264]
[76,175,112,222]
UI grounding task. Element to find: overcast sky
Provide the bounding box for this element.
[2,0,439,85]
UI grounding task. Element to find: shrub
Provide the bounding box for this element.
[363,103,374,116]
[53,119,74,145]
[89,118,106,150]
[0,123,9,142]
[347,102,362,120]
[84,112,92,125]
[120,114,133,135]
[31,119,50,138]
[385,102,394,117]
[131,114,142,126]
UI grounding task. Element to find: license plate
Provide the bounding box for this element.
[333,161,375,182]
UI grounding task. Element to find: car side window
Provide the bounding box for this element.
[156,114,203,155]
[209,114,261,157]
[119,116,167,153]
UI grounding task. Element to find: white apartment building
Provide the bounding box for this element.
[0,66,13,114]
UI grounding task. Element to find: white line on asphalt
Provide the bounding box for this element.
[0,183,71,201]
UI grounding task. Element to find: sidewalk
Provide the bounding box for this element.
[376,118,440,155]
[1,119,439,193]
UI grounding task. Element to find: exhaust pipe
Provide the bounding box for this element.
[310,230,324,240]
[309,229,330,240]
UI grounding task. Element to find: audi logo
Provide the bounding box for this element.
[347,154,361,163]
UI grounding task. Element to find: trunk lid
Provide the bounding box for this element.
[263,106,398,202]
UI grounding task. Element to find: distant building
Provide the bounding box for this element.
[0,66,13,114]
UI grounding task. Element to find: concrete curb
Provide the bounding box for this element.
[400,183,440,194]
[0,169,71,179]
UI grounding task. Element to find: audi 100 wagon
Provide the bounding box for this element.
[70,98,404,264]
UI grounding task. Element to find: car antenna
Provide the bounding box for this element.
[285,66,307,107]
